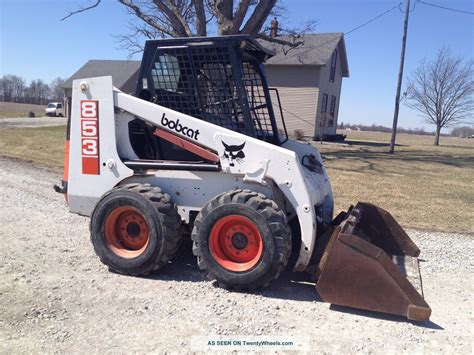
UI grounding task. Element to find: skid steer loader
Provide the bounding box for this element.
[55,36,431,321]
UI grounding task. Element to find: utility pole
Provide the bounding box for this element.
[389,0,411,154]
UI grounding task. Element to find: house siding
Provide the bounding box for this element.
[264,65,320,137]
[314,45,344,137]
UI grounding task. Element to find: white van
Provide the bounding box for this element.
[45,102,65,117]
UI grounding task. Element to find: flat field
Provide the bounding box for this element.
[0,101,46,118]
[315,130,473,233]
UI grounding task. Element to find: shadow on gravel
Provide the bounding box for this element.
[329,305,444,329]
[142,237,320,302]
[140,238,442,327]
[143,237,205,283]
[260,269,321,303]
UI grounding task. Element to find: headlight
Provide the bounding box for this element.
[301,154,323,174]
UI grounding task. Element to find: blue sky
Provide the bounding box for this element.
[0,0,473,131]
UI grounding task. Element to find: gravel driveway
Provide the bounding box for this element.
[0,117,67,129]
[0,158,472,354]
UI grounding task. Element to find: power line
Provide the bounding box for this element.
[272,2,405,130]
[417,0,474,15]
[345,2,402,36]
[282,2,402,58]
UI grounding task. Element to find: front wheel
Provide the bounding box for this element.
[192,189,291,290]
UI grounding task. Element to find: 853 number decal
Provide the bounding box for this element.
[80,100,100,175]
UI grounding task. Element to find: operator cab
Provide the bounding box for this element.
[130,35,287,161]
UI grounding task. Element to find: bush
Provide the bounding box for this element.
[293,129,305,141]
[27,111,35,118]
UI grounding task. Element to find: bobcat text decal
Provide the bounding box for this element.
[80,100,100,175]
[222,141,245,167]
[161,113,200,140]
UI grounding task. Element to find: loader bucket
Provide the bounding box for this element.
[315,202,431,321]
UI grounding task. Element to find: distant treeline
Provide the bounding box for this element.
[451,126,474,138]
[337,122,473,138]
[0,74,66,105]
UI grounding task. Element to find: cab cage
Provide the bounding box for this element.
[131,36,287,161]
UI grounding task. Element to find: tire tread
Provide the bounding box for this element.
[191,189,291,290]
[91,183,182,276]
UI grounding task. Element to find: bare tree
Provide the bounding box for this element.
[12,76,26,102]
[50,77,66,101]
[26,80,51,105]
[0,75,14,102]
[0,75,27,102]
[451,126,474,138]
[405,48,474,145]
[62,0,313,55]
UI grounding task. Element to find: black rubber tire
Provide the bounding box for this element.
[90,183,182,276]
[191,189,291,290]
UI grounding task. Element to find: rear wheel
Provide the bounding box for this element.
[192,189,291,289]
[90,183,182,275]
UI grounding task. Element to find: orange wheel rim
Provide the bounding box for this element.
[104,206,149,258]
[209,215,263,272]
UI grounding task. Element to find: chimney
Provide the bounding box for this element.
[270,17,279,37]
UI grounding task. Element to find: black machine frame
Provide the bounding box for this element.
[130,36,288,161]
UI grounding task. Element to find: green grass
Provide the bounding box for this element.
[0,126,472,233]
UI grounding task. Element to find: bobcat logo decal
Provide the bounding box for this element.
[222,141,245,167]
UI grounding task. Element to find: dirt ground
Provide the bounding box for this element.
[0,158,473,354]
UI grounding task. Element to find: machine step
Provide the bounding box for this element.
[124,159,220,171]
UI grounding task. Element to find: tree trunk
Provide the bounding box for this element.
[215,0,234,35]
[194,0,207,36]
[434,125,441,146]
[241,0,277,34]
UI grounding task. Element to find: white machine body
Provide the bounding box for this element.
[67,76,333,271]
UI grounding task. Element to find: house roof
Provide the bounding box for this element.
[63,33,348,92]
[260,33,349,77]
[62,60,141,89]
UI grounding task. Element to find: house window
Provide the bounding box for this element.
[330,95,336,116]
[328,119,334,127]
[330,50,337,83]
[321,93,328,113]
